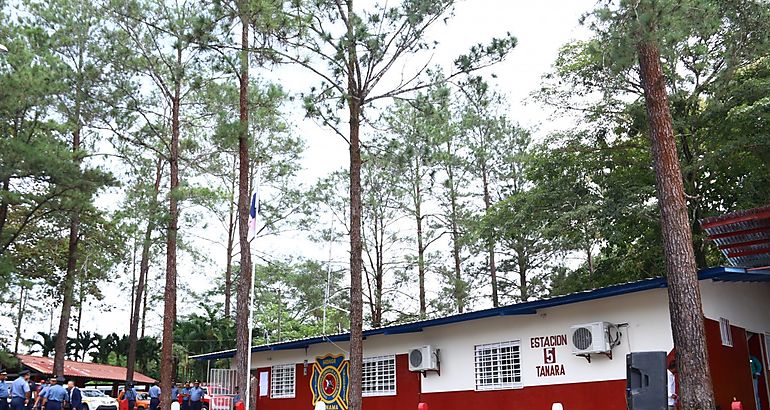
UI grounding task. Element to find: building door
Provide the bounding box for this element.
[748,332,769,410]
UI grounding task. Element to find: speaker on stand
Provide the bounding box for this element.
[626,351,667,410]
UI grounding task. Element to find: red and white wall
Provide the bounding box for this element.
[247,279,770,410]
[701,280,770,410]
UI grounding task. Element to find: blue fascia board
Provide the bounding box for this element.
[191,266,765,361]
[383,327,423,335]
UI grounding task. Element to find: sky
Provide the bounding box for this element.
[12,0,598,347]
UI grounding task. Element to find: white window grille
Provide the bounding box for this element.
[719,318,733,347]
[474,340,522,391]
[362,355,397,397]
[270,364,295,399]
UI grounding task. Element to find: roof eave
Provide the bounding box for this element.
[190,266,766,362]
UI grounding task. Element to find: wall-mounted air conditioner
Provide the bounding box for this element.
[408,345,439,372]
[570,322,612,355]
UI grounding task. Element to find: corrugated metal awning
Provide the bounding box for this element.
[700,205,770,268]
[17,355,156,383]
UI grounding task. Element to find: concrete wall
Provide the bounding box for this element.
[700,279,770,333]
[243,279,770,409]
[248,286,674,392]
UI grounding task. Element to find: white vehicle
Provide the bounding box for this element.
[82,388,119,410]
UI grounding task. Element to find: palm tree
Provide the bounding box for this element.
[136,337,160,373]
[67,331,97,361]
[90,333,118,363]
[24,332,58,357]
[114,334,129,363]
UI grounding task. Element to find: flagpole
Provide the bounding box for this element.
[244,167,260,410]
[245,246,256,410]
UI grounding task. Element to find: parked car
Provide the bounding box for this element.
[82,389,119,410]
[117,390,151,410]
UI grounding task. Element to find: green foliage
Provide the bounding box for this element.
[533,0,770,293]
[252,260,348,341]
[24,332,58,357]
[4,0,768,379]
[0,350,19,371]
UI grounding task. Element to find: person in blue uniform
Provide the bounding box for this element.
[180,383,190,410]
[170,384,178,406]
[32,379,48,410]
[0,370,10,410]
[189,382,203,410]
[123,382,137,410]
[25,379,36,410]
[148,382,160,410]
[66,382,81,410]
[10,370,31,410]
[41,377,67,410]
[231,387,241,410]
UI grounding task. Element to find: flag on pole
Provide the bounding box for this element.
[247,191,258,241]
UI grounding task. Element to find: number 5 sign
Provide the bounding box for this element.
[543,347,557,364]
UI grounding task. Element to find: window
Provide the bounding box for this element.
[362,355,397,397]
[474,340,522,391]
[719,318,733,347]
[270,364,295,399]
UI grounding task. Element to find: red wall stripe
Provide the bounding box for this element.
[419,379,627,410]
[251,319,761,410]
[254,354,421,410]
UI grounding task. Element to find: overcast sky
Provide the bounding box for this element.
[11,0,598,347]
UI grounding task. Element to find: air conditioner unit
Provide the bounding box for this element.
[570,322,612,355]
[408,345,439,372]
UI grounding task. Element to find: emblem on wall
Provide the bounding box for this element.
[310,354,350,410]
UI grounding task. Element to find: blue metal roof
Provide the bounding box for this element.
[191,266,769,361]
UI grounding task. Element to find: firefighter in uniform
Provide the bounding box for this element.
[41,378,68,410]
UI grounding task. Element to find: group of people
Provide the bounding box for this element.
[2,372,240,410]
[123,381,209,410]
[0,370,83,410]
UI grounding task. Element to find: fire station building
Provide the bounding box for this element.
[194,266,770,410]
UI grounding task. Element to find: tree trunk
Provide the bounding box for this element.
[130,240,136,326]
[0,177,10,247]
[346,0,363,406]
[518,244,528,301]
[348,99,364,410]
[54,178,79,375]
[415,204,426,318]
[224,159,237,319]
[373,214,384,328]
[141,281,147,339]
[481,163,498,307]
[637,39,715,410]
[74,287,84,360]
[276,290,282,342]
[127,157,162,382]
[446,151,463,313]
[364,206,384,328]
[413,153,427,318]
[234,12,253,405]
[14,284,27,354]
[160,48,182,410]
[54,70,84,376]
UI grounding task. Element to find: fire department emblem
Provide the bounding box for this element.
[310,354,350,410]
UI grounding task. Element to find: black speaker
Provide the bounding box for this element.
[626,351,667,410]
